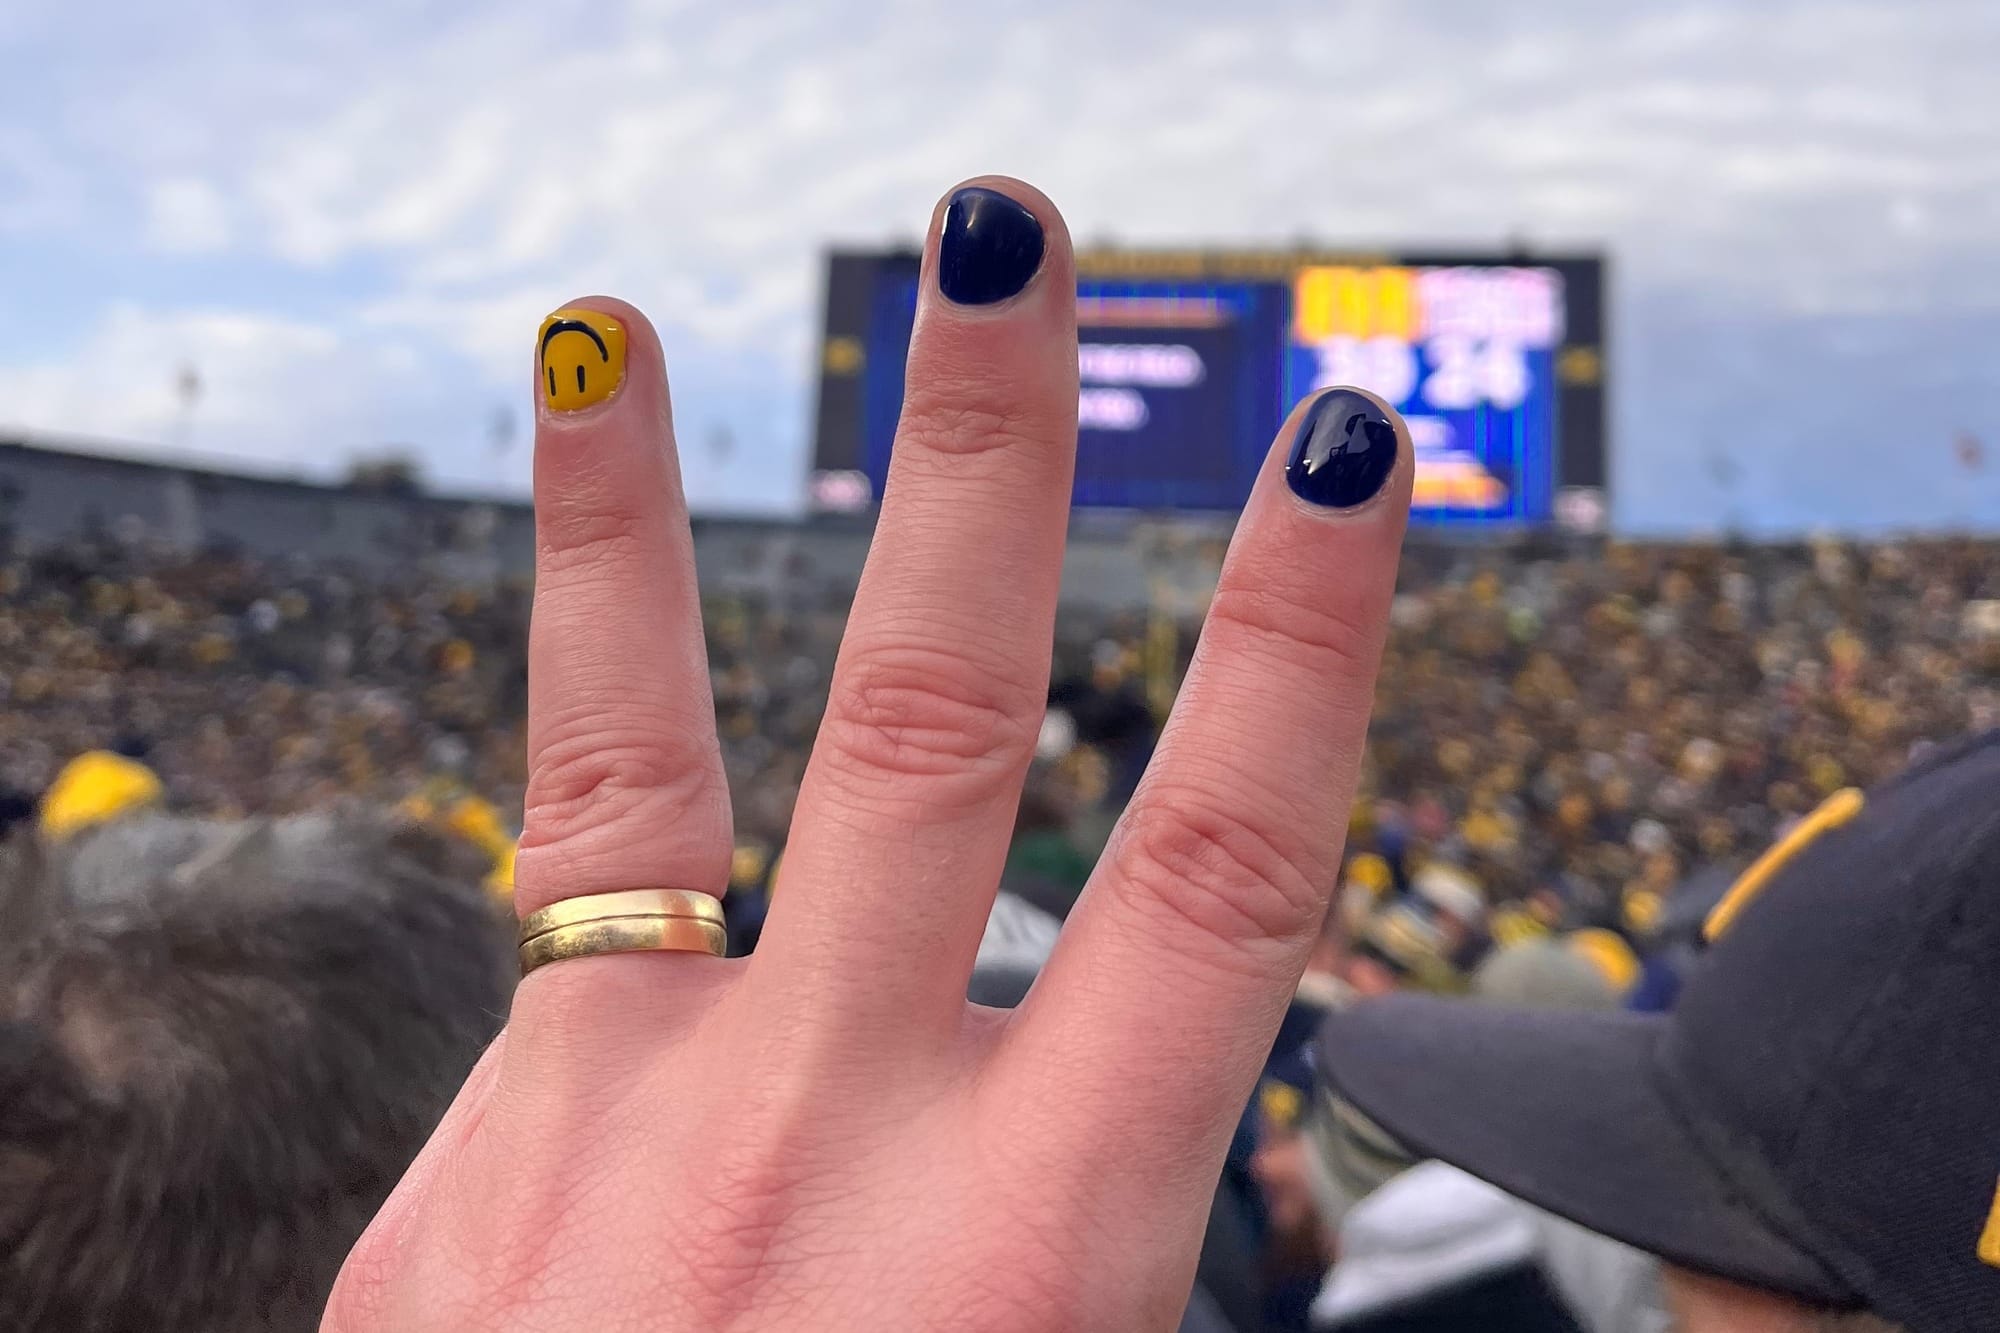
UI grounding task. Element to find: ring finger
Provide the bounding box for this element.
[512,297,732,938]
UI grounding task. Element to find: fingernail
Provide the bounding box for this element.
[938,187,1045,306]
[538,308,627,412]
[1285,388,1400,509]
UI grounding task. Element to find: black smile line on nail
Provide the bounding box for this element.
[540,318,610,361]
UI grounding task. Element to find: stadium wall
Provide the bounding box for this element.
[0,440,1170,610]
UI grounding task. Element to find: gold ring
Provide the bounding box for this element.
[519,916,726,976]
[518,888,725,944]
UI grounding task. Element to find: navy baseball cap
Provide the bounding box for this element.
[1318,731,2000,1333]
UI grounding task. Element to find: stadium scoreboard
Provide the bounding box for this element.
[811,247,1607,529]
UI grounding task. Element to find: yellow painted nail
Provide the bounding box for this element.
[538,308,627,412]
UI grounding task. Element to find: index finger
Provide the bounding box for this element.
[1013,387,1411,1131]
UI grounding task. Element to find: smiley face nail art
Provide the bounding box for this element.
[538,308,627,412]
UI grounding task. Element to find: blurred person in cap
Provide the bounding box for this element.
[1318,732,2000,1333]
[1345,900,1461,997]
[1256,929,1668,1332]
[0,807,514,1331]
[1302,933,1636,1236]
[37,746,164,842]
[1473,931,1639,1012]
[1309,937,1669,1332]
[1563,928,1642,1001]
[1313,1161,1660,1333]
[1409,862,1488,970]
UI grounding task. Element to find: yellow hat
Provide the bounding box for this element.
[40,750,164,841]
[1567,928,1642,997]
[1345,852,1395,896]
[444,796,511,859]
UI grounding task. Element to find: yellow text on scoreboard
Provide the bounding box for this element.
[1291,266,1565,347]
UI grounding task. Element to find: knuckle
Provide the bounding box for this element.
[535,506,651,580]
[520,708,726,874]
[814,642,1039,813]
[1107,788,1332,969]
[1201,580,1380,683]
[897,386,1061,462]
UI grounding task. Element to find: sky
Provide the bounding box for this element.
[1,0,1996,533]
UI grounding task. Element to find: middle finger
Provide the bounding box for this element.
[754,178,1077,1026]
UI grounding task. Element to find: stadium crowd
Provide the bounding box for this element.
[5,527,1997,910]
[5,523,1999,1331]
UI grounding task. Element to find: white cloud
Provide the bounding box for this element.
[3,0,1999,525]
[357,288,569,382]
[144,177,233,253]
[0,305,443,479]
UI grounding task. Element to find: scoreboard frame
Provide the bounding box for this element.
[811,246,1608,529]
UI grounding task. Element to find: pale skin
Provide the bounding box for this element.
[318,173,1414,1330]
[316,176,1900,1332]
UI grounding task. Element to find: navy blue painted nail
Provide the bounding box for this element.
[938,187,1045,305]
[1285,389,1400,509]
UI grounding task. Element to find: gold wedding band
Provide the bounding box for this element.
[518,888,728,976]
[519,888,725,942]
[519,916,726,974]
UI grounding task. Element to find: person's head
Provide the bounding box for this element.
[0,808,515,1331]
[1409,862,1485,954]
[1469,935,1624,1011]
[1342,901,1454,997]
[1321,732,2000,1333]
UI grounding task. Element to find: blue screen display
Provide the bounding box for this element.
[852,263,1565,524]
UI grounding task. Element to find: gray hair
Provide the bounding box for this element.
[0,808,516,1331]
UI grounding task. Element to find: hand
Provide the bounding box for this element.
[325,177,1411,1332]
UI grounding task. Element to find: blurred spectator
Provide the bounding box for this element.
[37,748,163,840]
[1239,931,1657,1331]
[1319,732,2000,1332]
[1312,1162,1667,1333]
[7,522,1992,1329]
[0,808,514,1331]
[5,531,1997,921]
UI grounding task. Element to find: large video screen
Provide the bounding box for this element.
[811,249,1607,527]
